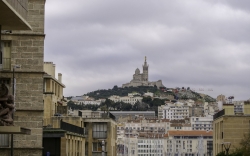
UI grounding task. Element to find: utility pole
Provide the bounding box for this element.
[11,65,20,156]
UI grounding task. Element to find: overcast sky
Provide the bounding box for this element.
[44,0,250,100]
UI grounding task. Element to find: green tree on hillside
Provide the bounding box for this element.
[132,101,149,111]
[142,96,152,103]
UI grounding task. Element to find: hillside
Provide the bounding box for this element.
[84,85,216,102]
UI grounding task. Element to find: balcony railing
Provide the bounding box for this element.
[0,58,11,71]
[213,109,225,120]
[60,120,84,136]
[93,131,107,139]
[101,112,116,121]
[92,152,107,156]
[5,0,28,20]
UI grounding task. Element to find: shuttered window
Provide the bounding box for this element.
[93,123,107,139]
[0,134,9,147]
[0,42,11,71]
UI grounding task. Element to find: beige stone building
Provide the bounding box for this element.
[213,102,250,155]
[43,116,85,156]
[0,0,45,155]
[43,62,66,124]
[74,111,117,156]
[43,62,86,155]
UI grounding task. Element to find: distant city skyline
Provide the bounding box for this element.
[45,0,250,100]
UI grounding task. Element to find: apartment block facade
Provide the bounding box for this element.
[166,131,213,156]
[190,116,213,131]
[158,104,189,120]
[83,117,117,156]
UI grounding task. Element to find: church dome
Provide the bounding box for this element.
[135,68,140,75]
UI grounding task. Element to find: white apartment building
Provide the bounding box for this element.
[233,101,244,114]
[166,131,213,156]
[117,118,170,156]
[123,119,170,135]
[144,92,154,97]
[190,116,213,131]
[109,95,143,105]
[138,136,165,156]
[159,103,189,120]
[117,121,213,156]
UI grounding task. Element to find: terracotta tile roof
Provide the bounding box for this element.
[168,130,213,136]
[170,119,186,123]
[170,123,191,127]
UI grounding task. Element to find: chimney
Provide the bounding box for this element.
[58,73,62,83]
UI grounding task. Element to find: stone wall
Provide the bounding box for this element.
[0,0,45,155]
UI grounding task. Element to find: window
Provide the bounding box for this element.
[0,134,9,147]
[93,123,107,139]
[0,41,11,71]
[92,142,105,152]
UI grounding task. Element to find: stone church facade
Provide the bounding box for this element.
[122,57,164,88]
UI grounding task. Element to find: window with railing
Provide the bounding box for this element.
[92,142,106,152]
[0,42,11,71]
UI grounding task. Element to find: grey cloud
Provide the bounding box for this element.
[45,0,250,100]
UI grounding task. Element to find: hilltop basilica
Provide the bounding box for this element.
[122,57,164,88]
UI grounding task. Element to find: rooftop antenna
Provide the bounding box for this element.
[228,96,234,104]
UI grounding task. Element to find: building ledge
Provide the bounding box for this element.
[0,126,31,135]
[0,147,43,149]
[0,0,31,30]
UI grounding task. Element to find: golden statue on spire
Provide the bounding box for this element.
[145,56,147,62]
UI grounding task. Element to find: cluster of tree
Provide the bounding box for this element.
[68,85,216,113]
[98,98,151,112]
[67,96,166,117]
[216,131,250,156]
[84,85,159,100]
[204,95,216,102]
[67,101,99,111]
[83,85,216,103]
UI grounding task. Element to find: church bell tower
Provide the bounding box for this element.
[142,56,149,81]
